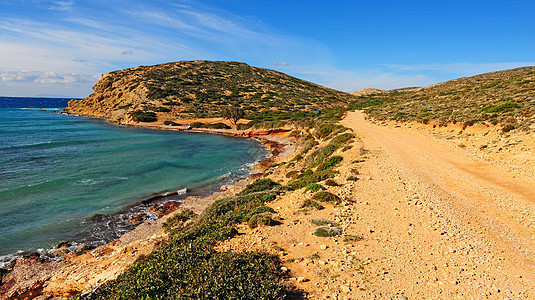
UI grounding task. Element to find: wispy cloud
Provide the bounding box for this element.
[272,62,289,66]
[0,69,98,84]
[49,0,75,11]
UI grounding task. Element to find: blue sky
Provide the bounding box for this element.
[1,0,534,97]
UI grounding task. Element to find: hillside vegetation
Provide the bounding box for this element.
[66,61,355,126]
[349,67,535,131]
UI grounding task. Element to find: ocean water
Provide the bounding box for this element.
[0,97,267,266]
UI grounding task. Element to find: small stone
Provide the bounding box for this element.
[397,295,408,300]
[297,276,308,283]
[341,285,351,293]
[53,241,70,249]
[130,213,148,224]
[320,244,328,250]
[281,266,288,272]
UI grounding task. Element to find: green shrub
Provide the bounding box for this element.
[481,101,519,113]
[313,191,341,204]
[310,218,338,227]
[343,234,363,242]
[191,122,206,128]
[285,170,299,178]
[347,175,359,181]
[163,209,197,233]
[323,179,339,186]
[81,178,289,299]
[502,124,516,132]
[330,132,354,146]
[350,168,359,175]
[303,183,326,193]
[236,123,254,130]
[314,122,345,139]
[317,155,343,171]
[288,169,337,190]
[291,154,303,162]
[157,106,172,112]
[130,110,157,122]
[313,226,341,237]
[164,120,178,126]
[301,199,324,210]
[239,178,281,195]
[206,123,231,129]
[248,213,275,228]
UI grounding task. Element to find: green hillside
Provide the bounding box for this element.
[67,61,356,126]
[349,66,535,131]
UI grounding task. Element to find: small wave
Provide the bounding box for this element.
[176,187,188,195]
[74,179,103,186]
[217,171,232,181]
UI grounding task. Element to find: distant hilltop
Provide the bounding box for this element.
[65,61,355,126]
[351,88,384,97]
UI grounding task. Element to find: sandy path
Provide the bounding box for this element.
[340,111,535,298]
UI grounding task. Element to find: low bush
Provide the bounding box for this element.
[481,101,519,113]
[323,179,339,186]
[343,234,363,242]
[157,106,172,112]
[239,178,280,195]
[130,110,157,122]
[347,175,359,181]
[163,209,196,233]
[316,155,343,171]
[285,170,299,178]
[303,183,326,193]
[207,123,231,129]
[236,123,254,130]
[313,191,341,204]
[163,120,178,126]
[313,226,341,237]
[80,179,290,299]
[248,213,275,228]
[301,199,324,210]
[310,218,338,227]
[288,169,337,190]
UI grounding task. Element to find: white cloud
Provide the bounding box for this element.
[271,62,289,66]
[121,50,134,55]
[0,70,98,84]
[49,0,75,11]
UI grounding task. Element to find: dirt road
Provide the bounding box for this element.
[340,111,535,298]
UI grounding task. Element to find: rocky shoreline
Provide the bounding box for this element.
[0,115,296,299]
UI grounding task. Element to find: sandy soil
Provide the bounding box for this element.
[219,111,535,299]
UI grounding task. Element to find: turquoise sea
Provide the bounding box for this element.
[0,97,267,267]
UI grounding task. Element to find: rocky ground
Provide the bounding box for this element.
[218,111,535,299]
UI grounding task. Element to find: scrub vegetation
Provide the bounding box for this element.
[349,66,535,131]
